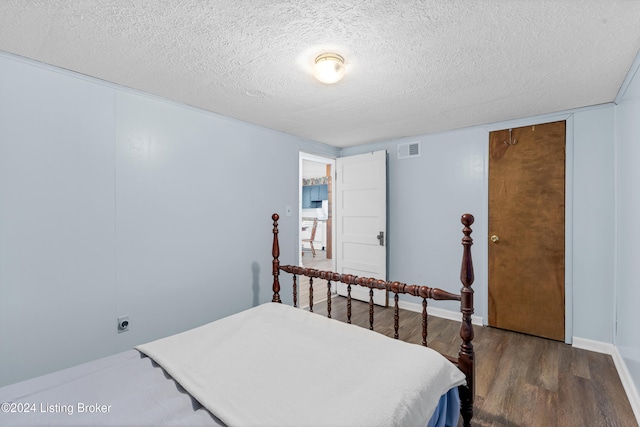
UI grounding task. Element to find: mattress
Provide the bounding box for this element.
[0,304,462,427]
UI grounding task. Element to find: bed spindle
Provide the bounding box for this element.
[422,298,428,347]
[271,214,281,303]
[393,293,399,339]
[309,277,314,313]
[293,275,298,308]
[347,284,352,324]
[369,288,374,330]
[458,213,475,427]
[326,281,332,318]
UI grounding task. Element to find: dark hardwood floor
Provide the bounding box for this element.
[298,295,637,427]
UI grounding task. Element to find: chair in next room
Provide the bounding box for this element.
[302,218,318,257]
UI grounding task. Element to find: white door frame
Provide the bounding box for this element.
[299,152,336,269]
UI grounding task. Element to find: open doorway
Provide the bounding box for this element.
[299,153,335,306]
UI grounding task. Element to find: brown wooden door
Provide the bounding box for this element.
[488,121,565,341]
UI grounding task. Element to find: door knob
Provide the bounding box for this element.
[490,235,499,243]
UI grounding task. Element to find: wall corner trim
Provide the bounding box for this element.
[615,48,640,104]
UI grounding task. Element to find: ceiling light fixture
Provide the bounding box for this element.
[313,53,345,84]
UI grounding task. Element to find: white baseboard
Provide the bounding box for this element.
[571,336,616,354]
[397,300,483,326]
[572,337,640,424]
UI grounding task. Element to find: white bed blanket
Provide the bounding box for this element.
[136,302,465,427]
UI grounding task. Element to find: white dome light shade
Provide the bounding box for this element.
[313,53,345,84]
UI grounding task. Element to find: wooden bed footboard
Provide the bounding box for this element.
[271,213,475,427]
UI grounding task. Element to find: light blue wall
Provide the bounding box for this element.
[0,52,339,386]
[615,64,640,392]
[0,52,117,386]
[342,107,618,345]
[572,108,615,343]
[342,129,488,317]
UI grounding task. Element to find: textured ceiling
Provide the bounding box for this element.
[1,1,639,148]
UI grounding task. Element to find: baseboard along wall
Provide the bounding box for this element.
[573,336,640,424]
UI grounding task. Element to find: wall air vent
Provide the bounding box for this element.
[397,141,421,159]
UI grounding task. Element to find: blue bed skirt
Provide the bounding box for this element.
[427,387,460,427]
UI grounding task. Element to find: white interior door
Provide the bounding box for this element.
[335,150,387,306]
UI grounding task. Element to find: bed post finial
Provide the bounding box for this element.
[459,213,475,427]
[272,213,281,303]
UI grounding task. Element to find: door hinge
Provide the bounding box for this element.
[377,231,384,246]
